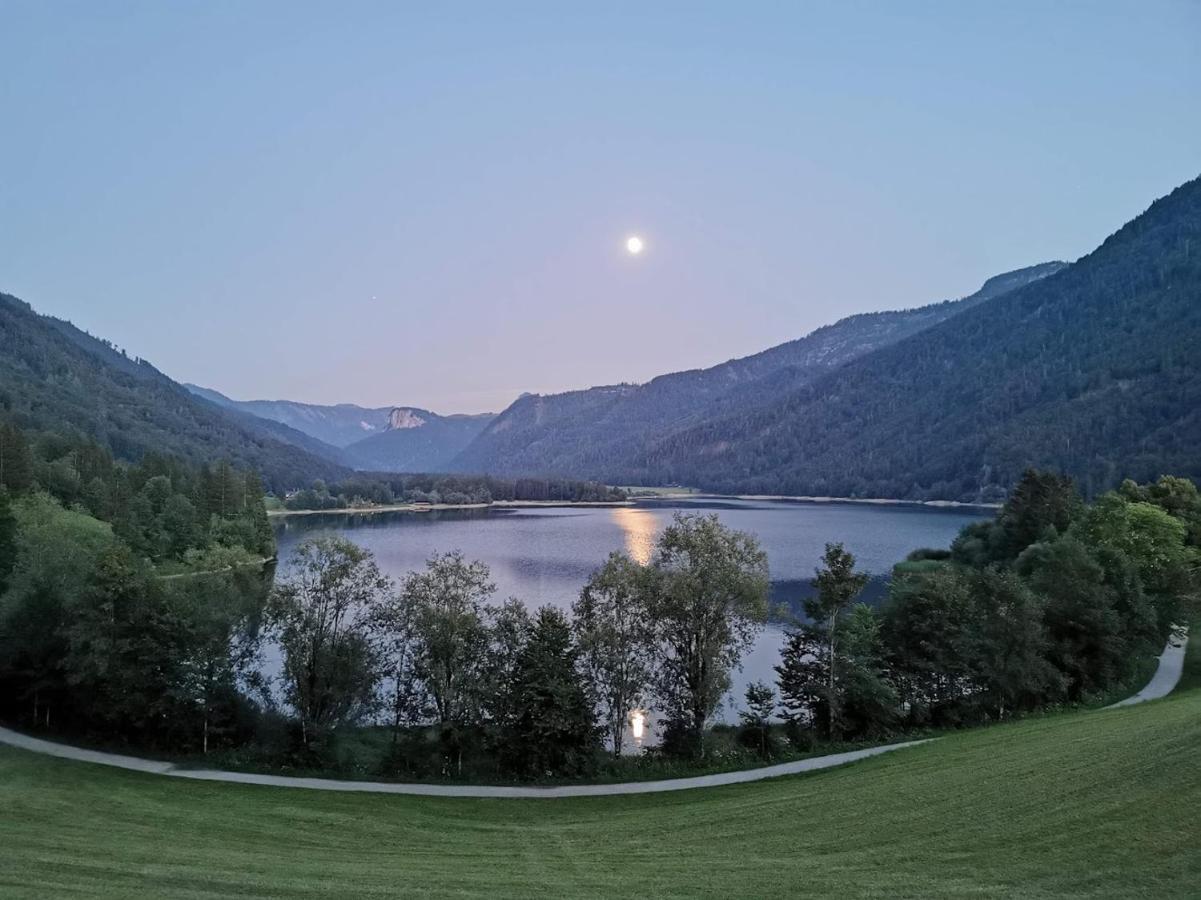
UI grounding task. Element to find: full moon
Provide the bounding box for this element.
[625,235,644,255]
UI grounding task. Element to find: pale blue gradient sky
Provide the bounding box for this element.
[2,2,1198,413]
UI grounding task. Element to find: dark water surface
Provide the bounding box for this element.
[273,497,990,719]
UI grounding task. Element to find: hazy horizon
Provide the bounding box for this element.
[3,2,1198,414]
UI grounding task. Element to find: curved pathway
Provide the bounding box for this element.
[1106,625,1189,708]
[0,630,1186,799]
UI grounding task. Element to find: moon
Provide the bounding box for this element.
[625,235,645,255]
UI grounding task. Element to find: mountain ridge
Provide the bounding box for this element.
[450,261,1066,478]
[186,385,494,472]
[631,175,1201,500]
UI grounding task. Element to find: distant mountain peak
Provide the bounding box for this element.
[387,408,427,430]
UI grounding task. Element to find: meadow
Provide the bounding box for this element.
[1,635,1197,898]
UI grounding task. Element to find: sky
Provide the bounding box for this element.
[2,2,1199,414]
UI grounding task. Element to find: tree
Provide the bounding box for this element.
[808,543,869,740]
[496,606,598,778]
[836,604,899,738]
[0,489,15,595]
[0,493,117,729]
[1077,494,1190,596]
[648,514,769,756]
[572,551,655,757]
[993,469,1082,561]
[167,547,269,753]
[739,681,776,759]
[1016,536,1124,699]
[777,547,897,740]
[479,598,532,723]
[966,568,1060,716]
[368,585,426,744]
[63,543,183,740]
[1120,475,1201,546]
[404,552,495,728]
[883,567,977,720]
[0,424,33,494]
[270,537,388,747]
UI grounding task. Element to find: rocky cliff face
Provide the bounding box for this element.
[387,408,427,430]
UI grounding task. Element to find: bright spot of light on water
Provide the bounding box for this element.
[612,506,656,565]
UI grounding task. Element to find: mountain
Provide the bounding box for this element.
[183,386,395,447]
[628,176,1201,500]
[451,261,1066,479]
[186,386,494,473]
[0,294,348,492]
[341,407,496,472]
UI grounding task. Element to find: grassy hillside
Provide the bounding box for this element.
[2,675,1198,896]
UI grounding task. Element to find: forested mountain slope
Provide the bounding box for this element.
[636,176,1201,500]
[188,386,494,472]
[451,262,1064,477]
[0,294,347,491]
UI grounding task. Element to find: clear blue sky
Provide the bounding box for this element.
[2,2,1198,414]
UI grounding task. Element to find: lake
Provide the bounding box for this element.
[272,497,990,722]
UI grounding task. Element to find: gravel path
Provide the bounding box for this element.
[0,631,1186,798]
[1106,626,1189,708]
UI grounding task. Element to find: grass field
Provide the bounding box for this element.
[3,653,1200,900]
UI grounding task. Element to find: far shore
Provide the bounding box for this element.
[733,494,1002,510]
[268,491,999,518]
[268,499,634,518]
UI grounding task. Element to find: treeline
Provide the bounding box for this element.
[0,420,276,748]
[264,470,1199,780]
[773,471,1200,744]
[283,472,626,510]
[265,513,767,778]
[2,460,1196,783]
[0,422,274,560]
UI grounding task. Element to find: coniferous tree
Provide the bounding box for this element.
[497,606,598,778]
[777,543,869,741]
[0,489,15,595]
[0,424,34,494]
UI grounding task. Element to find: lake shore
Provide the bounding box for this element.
[268,491,999,518]
[734,493,1002,510]
[268,499,634,518]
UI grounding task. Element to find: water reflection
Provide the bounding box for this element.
[611,506,656,565]
[273,499,989,721]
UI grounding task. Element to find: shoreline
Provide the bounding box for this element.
[732,493,1002,510]
[268,499,634,518]
[268,492,999,518]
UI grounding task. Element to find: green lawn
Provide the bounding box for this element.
[3,673,1200,900]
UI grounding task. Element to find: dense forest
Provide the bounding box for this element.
[3,448,1194,782]
[282,472,626,510]
[0,293,348,492]
[451,263,1064,481]
[0,420,276,747]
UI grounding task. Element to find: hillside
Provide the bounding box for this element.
[633,176,1201,500]
[0,294,348,492]
[2,673,1198,896]
[450,262,1064,478]
[188,386,494,473]
[185,387,397,448]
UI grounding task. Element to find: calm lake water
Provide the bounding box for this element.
[272,497,990,722]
